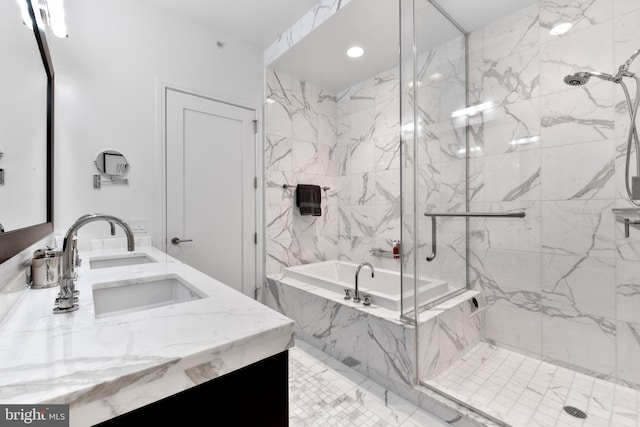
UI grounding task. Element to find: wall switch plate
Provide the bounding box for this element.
[124,219,148,233]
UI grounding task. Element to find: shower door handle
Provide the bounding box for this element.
[424,211,526,262]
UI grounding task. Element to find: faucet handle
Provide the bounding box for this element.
[363,295,372,306]
[343,289,351,300]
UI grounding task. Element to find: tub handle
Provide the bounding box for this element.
[343,289,351,300]
[363,295,372,306]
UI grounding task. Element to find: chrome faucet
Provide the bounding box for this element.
[0,222,4,233]
[354,262,374,304]
[54,213,135,314]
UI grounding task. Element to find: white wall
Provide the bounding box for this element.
[49,0,263,249]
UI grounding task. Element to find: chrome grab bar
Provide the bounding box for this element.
[424,211,526,262]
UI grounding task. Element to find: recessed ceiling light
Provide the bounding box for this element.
[549,22,573,36]
[346,46,364,58]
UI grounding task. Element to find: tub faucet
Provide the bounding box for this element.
[54,213,135,314]
[354,262,374,304]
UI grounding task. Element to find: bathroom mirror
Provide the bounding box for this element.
[95,150,129,177]
[0,0,54,264]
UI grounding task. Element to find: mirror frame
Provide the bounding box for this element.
[0,1,54,264]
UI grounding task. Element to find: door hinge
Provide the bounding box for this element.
[253,119,258,134]
[254,177,258,189]
[254,232,258,245]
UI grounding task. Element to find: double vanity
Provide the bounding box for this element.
[0,242,294,426]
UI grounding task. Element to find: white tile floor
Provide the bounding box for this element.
[424,342,640,427]
[289,340,448,427]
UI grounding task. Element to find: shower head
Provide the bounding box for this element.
[564,73,590,86]
[563,71,617,86]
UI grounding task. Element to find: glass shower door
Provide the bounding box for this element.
[400,0,468,321]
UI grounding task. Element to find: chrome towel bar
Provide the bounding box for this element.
[423,211,526,262]
[282,184,330,191]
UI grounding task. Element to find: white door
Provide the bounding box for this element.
[165,89,256,297]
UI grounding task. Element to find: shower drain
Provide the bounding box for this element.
[563,406,587,419]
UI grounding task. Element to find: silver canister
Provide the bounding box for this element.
[31,247,62,289]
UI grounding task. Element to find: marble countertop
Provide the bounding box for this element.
[0,244,294,426]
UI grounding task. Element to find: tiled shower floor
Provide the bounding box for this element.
[289,340,448,426]
[424,342,640,427]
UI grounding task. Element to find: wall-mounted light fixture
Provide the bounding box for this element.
[17,0,68,38]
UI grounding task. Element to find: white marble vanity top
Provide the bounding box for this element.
[0,245,294,426]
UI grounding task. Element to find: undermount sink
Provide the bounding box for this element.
[89,253,157,269]
[92,274,205,318]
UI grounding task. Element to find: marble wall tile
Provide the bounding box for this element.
[350,79,376,113]
[318,115,337,147]
[616,237,640,269]
[613,7,640,67]
[419,299,483,380]
[617,320,640,387]
[338,235,374,263]
[318,88,337,117]
[339,173,376,206]
[374,204,401,242]
[541,139,615,201]
[542,254,616,319]
[540,85,615,147]
[539,0,612,44]
[265,70,293,138]
[302,295,369,360]
[617,259,640,324]
[266,205,293,244]
[469,248,541,294]
[263,277,307,331]
[291,84,318,143]
[468,200,542,253]
[540,21,614,96]
[482,4,539,61]
[316,144,332,176]
[374,133,401,171]
[350,107,376,144]
[347,139,376,175]
[375,68,400,103]
[482,45,540,106]
[613,0,640,16]
[265,170,294,203]
[375,97,400,138]
[474,150,541,202]
[484,300,541,356]
[541,200,615,258]
[291,140,318,175]
[469,97,541,156]
[367,315,415,386]
[338,206,376,238]
[375,169,400,206]
[541,314,616,378]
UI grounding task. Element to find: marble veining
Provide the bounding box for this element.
[0,245,293,426]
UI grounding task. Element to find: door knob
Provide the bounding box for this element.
[171,237,193,245]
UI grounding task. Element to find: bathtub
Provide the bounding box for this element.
[282,260,448,311]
